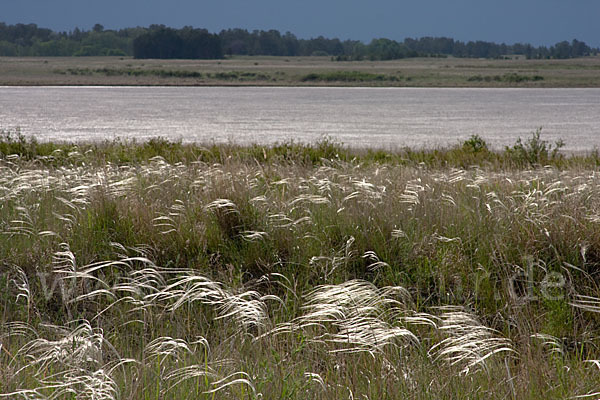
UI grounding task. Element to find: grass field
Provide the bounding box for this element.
[3,131,600,398]
[1,55,600,87]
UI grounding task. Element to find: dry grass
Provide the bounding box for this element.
[3,140,600,398]
[1,55,600,87]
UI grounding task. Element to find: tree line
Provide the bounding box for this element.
[0,22,597,60]
[133,27,221,59]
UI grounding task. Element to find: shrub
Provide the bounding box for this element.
[0,128,37,158]
[462,134,488,153]
[300,71,397,83]
[504,127,564,165]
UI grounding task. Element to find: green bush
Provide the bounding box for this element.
[300,71,397,82]
[0,128,36,158]
[504,127,564,165]
[462,134,489,153]
[467,73,544,83]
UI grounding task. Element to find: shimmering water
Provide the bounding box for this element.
[2,86,600,151]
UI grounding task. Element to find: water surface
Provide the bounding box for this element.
[1,86,599,152]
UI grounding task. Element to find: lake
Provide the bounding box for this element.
[1,86,599,152]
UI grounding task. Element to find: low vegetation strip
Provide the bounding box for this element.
[56,67,550,86]
[0,128,583,168]
[3,56,600,87]
[301,71,400,82]
[467,73,544,82]
[57,67,272,81]
[57,68,402,84]
[2,130,600,398]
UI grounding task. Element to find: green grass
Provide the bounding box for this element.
[3,131,600,398]
[467,73,545,83]
[1,128,596,169]
[59,67,401,84]
[57,67,274,81]
[300,71,401,83]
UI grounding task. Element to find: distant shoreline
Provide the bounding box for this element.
[1,55,600,88]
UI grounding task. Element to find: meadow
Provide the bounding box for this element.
[1,55,600,87]
[2,130,600,399]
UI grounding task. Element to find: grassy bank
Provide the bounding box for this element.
[3,132,600,398]
[0,127,595,169]
[2,55,600,87]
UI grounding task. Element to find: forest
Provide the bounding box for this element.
[0,22,597,60]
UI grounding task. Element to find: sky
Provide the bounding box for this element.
[3,0,600,47]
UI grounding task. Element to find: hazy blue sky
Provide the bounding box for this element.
[3,0,600,47]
